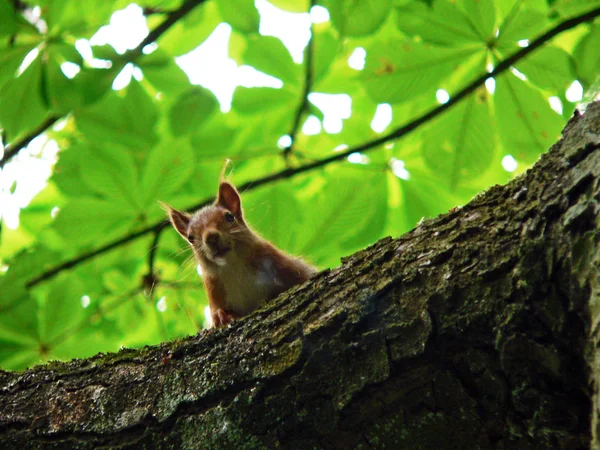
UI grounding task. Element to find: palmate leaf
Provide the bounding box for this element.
[0,42,37,90]
[573,24,600,89]
[422,89,496,190]
[158,1,221,56]
[169,86,218,136]
[515,46,576,93]
[243,35,301,85]
[41,276,87,342]
[216,0,260,34]
[496,4,548,51]
[551,0,600,17]
[325,0,391,37]
[140,138,196,206]
[75,80,159,149]
[77,144,143,210]
[0,0,17,37]
[244,180,303,254]
[395,0,483,46]
[138,48,191,96]
[0,56,48,139]
[298,169,387,267]
[360,40,482,104]
[51,198,138,247]
[44,0,118,38]
[44,43,86,113]
[458,0,497,42]
[495,73,564,164]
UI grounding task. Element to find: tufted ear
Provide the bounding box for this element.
[165,205,191,241]
[216,182,242,218]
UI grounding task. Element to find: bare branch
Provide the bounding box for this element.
[0,116,60,169]
[24,6,600,289]
[283,0,316,160]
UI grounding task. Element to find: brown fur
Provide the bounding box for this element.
[166,182,316,327]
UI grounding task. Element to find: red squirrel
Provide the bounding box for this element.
[166,182,316,327]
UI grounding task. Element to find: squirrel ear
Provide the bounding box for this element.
[217,182,242,217]
[166,205,191,240]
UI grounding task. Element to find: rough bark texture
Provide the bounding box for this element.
[2,102,600,449]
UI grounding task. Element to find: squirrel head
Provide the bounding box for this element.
[167,182,251,267]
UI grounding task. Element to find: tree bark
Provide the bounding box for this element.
[2,102,600,449]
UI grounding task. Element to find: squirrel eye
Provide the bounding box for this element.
[224,212,235,223]
[187,234,195,244]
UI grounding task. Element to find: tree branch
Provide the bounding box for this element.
[0,0,208,168]
[0,116,60,169]
[283,0,316,160]
[24,6,600,289]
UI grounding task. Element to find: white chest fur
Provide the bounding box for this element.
[216,254,283,315]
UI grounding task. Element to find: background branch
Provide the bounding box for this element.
[283,0,316,160]
[24,6,600,289]
[0,116,60,169]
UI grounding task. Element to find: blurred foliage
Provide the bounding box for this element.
[0,0,599,371]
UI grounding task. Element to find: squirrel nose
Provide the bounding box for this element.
[204,231,220,248]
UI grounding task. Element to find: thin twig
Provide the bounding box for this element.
[283,0,316,161]
[24,6,600,289]
[0,0,208,168]
[0,116,60,169]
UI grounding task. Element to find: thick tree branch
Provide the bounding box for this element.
[3,103,600,448]
[24,6,600,290]
[0,0,208,168]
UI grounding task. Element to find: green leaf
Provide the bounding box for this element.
[313,26,339,83]
[159,1,221,56]
[398,169,459,228]
[516,46,576,93]
[75,80,158,148]
[190,122,238,159]
[72,65,119,107]
[140,138,195,205]
[217,0,260,34]
[267,0,309,12]
[496,6,548,50]
[458,0,497,42]
[52,198,137,247]
[395,1,482,46]
[573,24,600,88]
[325,0,391,37]
[42,276,87,341]
[52,144,98,198]
[232,86,297,114]
[0,57,48,139]
[243,35,300,84]
[299,171,385,265]
[45,0,117,38]
[422,90,496,190]
[360,40,479,104]
[169,86,218,136]
[44,43,86,113]
[551,0,600,17]
[0,0,17,36]
[495,73,564,164]
[244,181,302,253]
[138,48,191,96]
[0,42,37,90]
[79,144,142,209]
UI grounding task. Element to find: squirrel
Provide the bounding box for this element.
[166,182,316,327]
